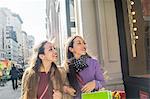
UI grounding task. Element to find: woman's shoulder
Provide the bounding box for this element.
[23,67,35,76]
[58,66,68,83]
[87,57,99,63]
[86,57,101,68]
[24,67,32,72]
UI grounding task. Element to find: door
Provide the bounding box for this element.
[126,0,149,77]
[115,0,150,98]
[123,0,150,77]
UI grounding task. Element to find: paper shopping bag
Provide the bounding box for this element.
[82,91,112,99]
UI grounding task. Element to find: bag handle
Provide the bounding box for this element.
[76,74,85,85]
[39,84,49,99]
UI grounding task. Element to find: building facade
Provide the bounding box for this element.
[21,31,29,65]
[0,8,7,61]
[2,8,23,65]
[0,8,32,67]
[27,35,35,62]
[116,0,150,98]
[46,0,123,90]
[11,13,23,65]
[46,0,76,63]
[74,0,123,90]
[5,26,18,63]
[46,0,150,98]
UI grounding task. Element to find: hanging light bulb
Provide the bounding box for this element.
[132,11,136,15]
[133,27,137,31]
[133,19,136,23]
[131,1,135,5]
[135,36,138,40]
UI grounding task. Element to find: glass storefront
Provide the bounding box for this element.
[115,0,150,98]
[126,0,150,77]
[141,0,150,74]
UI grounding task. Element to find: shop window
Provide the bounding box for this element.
[127,0,150,77]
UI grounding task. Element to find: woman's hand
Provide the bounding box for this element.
[63,86,76,96]
[81,80,96,93]
[53,90,62,99]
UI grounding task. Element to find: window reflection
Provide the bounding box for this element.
[127,0,150,77]
[141,0,150,16]
[141,0,150,73]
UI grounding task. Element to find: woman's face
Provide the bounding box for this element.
[42,42,58,62]
[70,36,86,58]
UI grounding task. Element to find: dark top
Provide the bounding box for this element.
[10,66,19,80]
[37,72,51,99]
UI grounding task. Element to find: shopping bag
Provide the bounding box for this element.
[112,91,126,99]
[82,90,112,99]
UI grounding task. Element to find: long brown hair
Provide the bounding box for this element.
[64,35,90,91]
[64,35,90,68]
[29,40,62,91]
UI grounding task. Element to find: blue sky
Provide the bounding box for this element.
[0,0,46,44]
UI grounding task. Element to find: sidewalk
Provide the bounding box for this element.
[0,80,21,99]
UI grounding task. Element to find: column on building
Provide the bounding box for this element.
[0,8,7,61]
[21,31,29,66]
[1,8,22,66]
[46,0,68,64]
[27,35,35,60]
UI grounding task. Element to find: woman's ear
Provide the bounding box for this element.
[39,54,44,60]
[69,47,74,53]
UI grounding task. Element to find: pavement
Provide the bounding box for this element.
[0,80,21,99]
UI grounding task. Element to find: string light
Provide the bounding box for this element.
[133,19,136,23]
[132,11,136,15]
[133,27,137,31]
[131,1,135,5]
[130,1,137,32]
[135,36,138,39]
[128,0,138,58]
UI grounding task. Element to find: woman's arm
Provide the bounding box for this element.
[81,59,105,92]
[58,67,76,96]
[63,85,76,96]
[94,59,105,90]
[53,90,62,99]
[21,69,29,99]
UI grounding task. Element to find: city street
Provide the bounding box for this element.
[0,81,21,99]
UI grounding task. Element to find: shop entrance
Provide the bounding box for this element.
[115,0,150,98]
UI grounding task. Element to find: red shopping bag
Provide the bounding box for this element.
[112,91,126,99]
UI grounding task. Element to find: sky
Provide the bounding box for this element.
[0,0,47,45]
